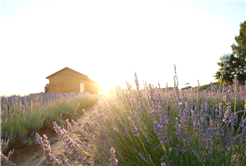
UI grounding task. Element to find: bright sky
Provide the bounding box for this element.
[0,0,245,96]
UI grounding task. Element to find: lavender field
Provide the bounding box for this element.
[1,66,246,166]
[1,93,98,165]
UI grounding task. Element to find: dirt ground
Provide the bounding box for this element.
[11,108,98,166]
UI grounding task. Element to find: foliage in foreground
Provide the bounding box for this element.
[1,66,246,166]
[87,73,246,166]
[1,93,98,154]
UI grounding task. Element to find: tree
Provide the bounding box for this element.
[214,21,246,85]
[234,21,246,50]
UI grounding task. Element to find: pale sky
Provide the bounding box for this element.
[0,0,245,96]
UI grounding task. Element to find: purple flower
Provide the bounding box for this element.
[1,151,16,166]
[161,162,166,166]
[131,126,138,133]
[138,152,148,164]
[109,147,118,166]
[36,133,61,165]
[169,148,172,152]
[149,154,153,164]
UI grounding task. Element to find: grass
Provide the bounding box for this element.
[1,66,246,166]
[90,76,245,166]
[1,93,98,156]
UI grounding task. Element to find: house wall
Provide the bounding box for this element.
[48,69,82,93]
[48,78,80,93]
[80,81,84,93]
[47,68,99,94]
[85,82,99,94]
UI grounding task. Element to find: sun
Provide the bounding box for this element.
[98,81,115,92]
[98,80,127,92]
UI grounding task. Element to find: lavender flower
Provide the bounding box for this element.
[59,152,71,166]
[52,122,86,163]
[66,119,72,132]
[191,110,199,131]
[1,151,16,166]
[223,102,232,123]
[36,133,60,165]
[192,149,203,163]
[109,147,118,166]
[131,126,138,133]
[138,152,148,164]
[161,162,166,166]
[175,124,183,138]
[149,154,153,164]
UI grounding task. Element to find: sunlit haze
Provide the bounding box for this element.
[1,1,245,96]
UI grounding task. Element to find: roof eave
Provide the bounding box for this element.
[46,67,89,79]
